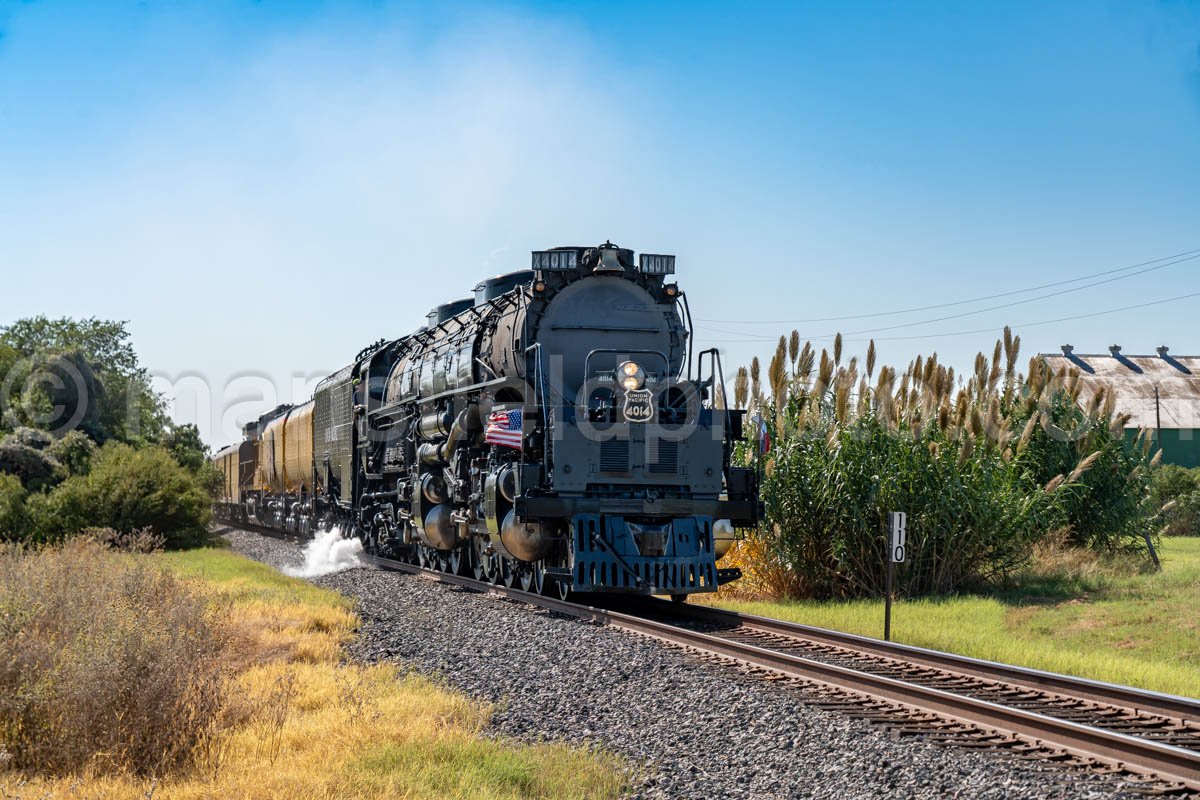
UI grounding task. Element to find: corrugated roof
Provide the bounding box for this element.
[1038,348,1200,430]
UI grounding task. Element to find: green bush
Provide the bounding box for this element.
[31,443,212,548]
[1142,464,1200,537]
[0,474,30,540]
[0,441,64,491]
[1148,464,1199,507]
[46,429,97,476]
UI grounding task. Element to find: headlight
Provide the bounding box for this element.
[618,361,644,390]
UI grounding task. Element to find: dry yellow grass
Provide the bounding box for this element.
[2,548,624,800]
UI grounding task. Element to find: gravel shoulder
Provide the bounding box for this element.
[220,528,1148,800]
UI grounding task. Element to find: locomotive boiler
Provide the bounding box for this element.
[213,242,761,600]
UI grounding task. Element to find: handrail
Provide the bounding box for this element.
[679,292,695,381]
[583,348,670,381]
[524,342,551,478]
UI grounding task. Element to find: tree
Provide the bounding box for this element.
[165,423,209,472]
[0,317,167,444]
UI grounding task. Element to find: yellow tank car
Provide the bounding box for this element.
[283,401,315,493]
[211,444,239,504]
[261,414,286,495]
[261,401,315,495]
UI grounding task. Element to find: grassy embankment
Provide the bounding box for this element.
[706,537,1200,698]
[5,546,625,800]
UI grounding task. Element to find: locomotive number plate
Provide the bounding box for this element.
[622,388,655,423]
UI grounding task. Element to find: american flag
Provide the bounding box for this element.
[485,408,523,450]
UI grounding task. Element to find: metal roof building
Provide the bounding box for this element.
[1038,345,1200,467]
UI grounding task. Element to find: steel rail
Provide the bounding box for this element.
[658,601,1200,723]
[355,553,1200,791]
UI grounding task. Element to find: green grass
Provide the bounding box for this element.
[159,545,353,611]
[705,538,1200,698]
[353,738,626,800]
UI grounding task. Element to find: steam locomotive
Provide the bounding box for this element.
[212,242,760,599]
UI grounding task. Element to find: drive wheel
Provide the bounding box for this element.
[448,547,464,576]
[469,540,485,580]
[500,557,516,588]
[518,564,535,593]
[545,568,570,601]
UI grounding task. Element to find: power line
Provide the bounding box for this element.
[696,252,1200,343]
[697,246,1200,325]
[699,289,1200,344]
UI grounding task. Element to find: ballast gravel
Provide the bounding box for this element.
[222,529,1150,800]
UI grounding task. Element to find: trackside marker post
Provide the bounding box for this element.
[885,511,906,641]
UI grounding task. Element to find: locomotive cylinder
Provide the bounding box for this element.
[417,406,482,465]
[498,509,558,562]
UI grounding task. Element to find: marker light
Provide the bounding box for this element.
[664,283,679,297]
[533,279,547,293]
[618,361,645,390]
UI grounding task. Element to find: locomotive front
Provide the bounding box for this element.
[491,243,760,597]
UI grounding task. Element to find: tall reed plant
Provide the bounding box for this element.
[728,327,1156,599]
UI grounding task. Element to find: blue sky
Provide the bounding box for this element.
[1,1,1198,444]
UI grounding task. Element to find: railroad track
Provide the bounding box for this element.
[222,524,1200,794]
[358,553,1200,795]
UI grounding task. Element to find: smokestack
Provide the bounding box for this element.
[1061,344,1074,356]
[1109,345,1122,357]
[1157,345,1170,358]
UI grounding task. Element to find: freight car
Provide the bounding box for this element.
[213,242,761,599]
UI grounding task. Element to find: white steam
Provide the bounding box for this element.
[284,525,364,578]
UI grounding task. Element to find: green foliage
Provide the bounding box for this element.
[1149,464,1200,508]
[0,474,31,540]
[734,327,1156,599]
[0,316,167,444]
[1147,464,1200,536]
[0,441,64,492]
[166,422,210,472]
[6,426,53,450]
[30,443,212,548]
[1161,492,1200,536]
[761,414,1056,597]
[46,430,97,476]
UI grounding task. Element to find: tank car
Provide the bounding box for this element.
[213,242,760,600]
